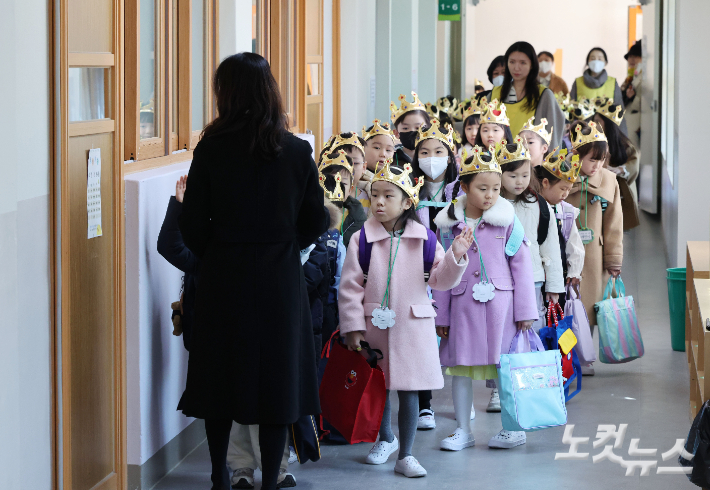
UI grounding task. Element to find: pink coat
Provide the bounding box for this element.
[338,217,468,391]
[432,198,538,367]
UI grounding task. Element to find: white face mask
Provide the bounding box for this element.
[588,60,606,74]
[539,61,553,74]
[419,156,449,180]
[492,75,505,87]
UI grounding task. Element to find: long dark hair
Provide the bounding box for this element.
[410,142,458,199]
[473,123,513,148]
[500,41,541,112]
[595,114,630,167]
[534,164,561,185]
[202,53,287,160]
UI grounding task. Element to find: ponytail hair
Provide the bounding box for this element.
[595,113,630,167]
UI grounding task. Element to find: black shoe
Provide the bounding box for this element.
[231,477,255,489]
[276,473,297,488]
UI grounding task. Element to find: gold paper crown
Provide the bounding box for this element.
[569,98,595,121]
[318,150,354,202]
[460,145,501,176]
[480,99,510,126]
[453,130,462,144]
[390,92,427,123]
[593,97,625,126]
[474,78,485,87]
[520,117,553,146]
[326,132,365,155]
[372,160,425,205]
[461,98,483,120]
[542,149,582,182]
[414,118,455,152]
[497,136,530,165]
[437,96,459,115]
[554,91,571,107]
[572,121,608,150]
[425,102,439,119]
[362,119,396,142]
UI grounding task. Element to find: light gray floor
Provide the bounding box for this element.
[154,212,695,489]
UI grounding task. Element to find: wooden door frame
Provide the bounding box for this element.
[55,0,126,487]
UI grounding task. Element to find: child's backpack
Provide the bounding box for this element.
[536,193,551,245]
[358,226,437,284]
[554,201,576,243]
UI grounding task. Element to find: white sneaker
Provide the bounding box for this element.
[486,389,501,412]
[582,364,595,376]
[471,404,476,420]
[365,436,399,465]
[276,469,296,488]
[288,446,298,464]
[417,409,436,430]
[488,429,526,449]
[440,428,476,451]
[231,468,255,489]
[394,456,427,478]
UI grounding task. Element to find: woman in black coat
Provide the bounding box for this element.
[178,53,329,490]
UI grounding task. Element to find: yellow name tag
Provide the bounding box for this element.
[558,329,578,355]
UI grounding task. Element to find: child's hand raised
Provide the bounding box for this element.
[451,227,474,262]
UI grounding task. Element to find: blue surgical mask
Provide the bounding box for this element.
[492,75,505,87]
[588,60,606,74]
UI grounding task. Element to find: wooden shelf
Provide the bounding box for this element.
[687,242,710,420]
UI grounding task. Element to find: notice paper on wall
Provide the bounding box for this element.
[87,148,103,238]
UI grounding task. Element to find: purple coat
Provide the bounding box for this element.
[432,197,538,367]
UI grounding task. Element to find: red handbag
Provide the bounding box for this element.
[547,304,575,381]
[318,337,387,444]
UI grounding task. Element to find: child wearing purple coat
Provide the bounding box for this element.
[432,146,538,452]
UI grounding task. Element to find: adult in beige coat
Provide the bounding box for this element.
[566,167,624,327]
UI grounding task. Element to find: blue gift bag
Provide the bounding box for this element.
[498,330,568,432]
[595,276,644,364]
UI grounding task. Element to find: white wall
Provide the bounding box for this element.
[339,0,377,133]
[0,1,52,488]
[465,0,630,93]
[125,162,196,465]
[662,0,710,266]
[219,0,253,61]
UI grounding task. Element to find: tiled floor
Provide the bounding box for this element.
[154,212,695,489]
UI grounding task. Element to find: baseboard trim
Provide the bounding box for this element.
[127,419,206,490]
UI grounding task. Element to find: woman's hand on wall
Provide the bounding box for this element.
[175,175,187,203]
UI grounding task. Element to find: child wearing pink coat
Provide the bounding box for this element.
[338,161,471,478]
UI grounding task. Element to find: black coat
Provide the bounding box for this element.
[178,132,329,424]
[157,196,199,351]
[303,237,329,358]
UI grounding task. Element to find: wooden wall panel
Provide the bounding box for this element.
[68,0,114,53]
[67,133,117,489]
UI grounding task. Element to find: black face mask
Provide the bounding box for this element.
[398,131,418,151]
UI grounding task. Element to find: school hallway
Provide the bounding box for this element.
[152,212,694,490]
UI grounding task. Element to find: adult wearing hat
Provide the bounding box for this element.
[570,47,628,136]
[621,40,642,148]
[537,51,569,95]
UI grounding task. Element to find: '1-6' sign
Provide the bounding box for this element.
[438,0,461,21]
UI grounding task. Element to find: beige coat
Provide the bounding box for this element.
[566,168,624,326]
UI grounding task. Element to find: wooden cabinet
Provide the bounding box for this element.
[686,241,710,420]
